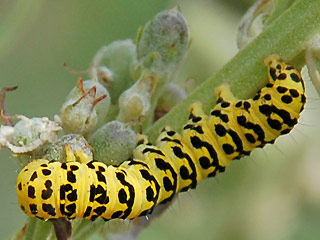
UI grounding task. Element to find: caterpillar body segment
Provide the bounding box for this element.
[16,56,306,221]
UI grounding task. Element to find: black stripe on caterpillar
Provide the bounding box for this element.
[16,55,306,221]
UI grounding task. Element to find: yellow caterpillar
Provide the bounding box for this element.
[16,55,306,221]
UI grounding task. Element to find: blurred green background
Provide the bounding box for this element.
[1,0,320,239]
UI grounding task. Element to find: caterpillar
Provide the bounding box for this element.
[16,55,306,221]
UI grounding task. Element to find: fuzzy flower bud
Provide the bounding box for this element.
[88,121,136,165]
[92,40,136,103]
[129,8,190,126]
[96,66,114,89]
[0,115,61,153]
[60,78,110,134]
[136,7,189,74]
[117,72,156,123]
[44,134,93,163]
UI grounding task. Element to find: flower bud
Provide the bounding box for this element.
[136,8,190,74]
[0,115,61,154]
[117,71,156,123]
[88,121,136,165]
[92,40,136,103]
[130,8,190,126]
[44,134,93,163]
[60,78,110,134]
[96,66,113,89]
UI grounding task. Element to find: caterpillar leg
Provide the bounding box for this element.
[264,54,284,69]
[214,83,238,103]
[187,101,206,120]
[65,145,76,162]
[65,145,92,163]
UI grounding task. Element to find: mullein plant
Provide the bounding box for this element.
[2,1,320,239]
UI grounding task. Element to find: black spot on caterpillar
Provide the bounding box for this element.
[16,56,305,221]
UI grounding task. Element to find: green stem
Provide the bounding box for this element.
[145,0,320,142]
